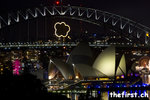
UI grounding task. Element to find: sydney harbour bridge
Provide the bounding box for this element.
[0,5,150,48]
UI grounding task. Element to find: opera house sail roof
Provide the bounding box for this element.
[67,42,93,66]
[48,59,75,80]
[48,42,126,80]
[93,46,116,78]
[116,54,126,76]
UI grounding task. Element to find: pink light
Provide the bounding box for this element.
[12,59,21,75]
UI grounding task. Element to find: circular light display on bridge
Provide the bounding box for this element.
[54,22,71,38]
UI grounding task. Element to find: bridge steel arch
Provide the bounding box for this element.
[0,6,150,45]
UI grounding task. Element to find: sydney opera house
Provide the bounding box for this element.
[48,42,126,81]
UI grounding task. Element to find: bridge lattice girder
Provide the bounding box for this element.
[0,6,150,45]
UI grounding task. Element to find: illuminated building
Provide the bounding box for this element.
[12,59,21,75]
[48,42,126,81]
[133,56,150,84]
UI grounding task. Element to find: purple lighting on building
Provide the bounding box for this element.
[12,59,21,75]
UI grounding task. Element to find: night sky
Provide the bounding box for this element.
[0,0,150,27]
